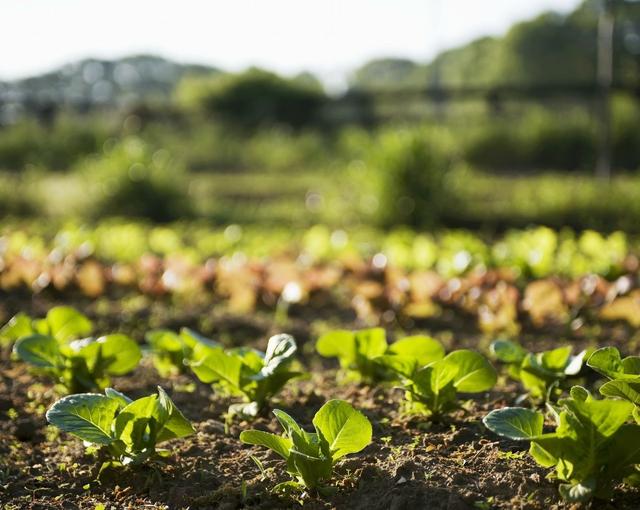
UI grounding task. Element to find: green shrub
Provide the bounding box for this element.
[612,94,640,170]
[0,174,40,216]
[0,116,111,171]
[175,68,327,131]
[464,108,596,172]
[369,128,455,228]
[78,137,192,221]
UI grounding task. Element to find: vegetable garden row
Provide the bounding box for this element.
[2,304,640,508]
[2,223,640,508]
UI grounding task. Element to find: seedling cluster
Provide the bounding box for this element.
[4,309,640,504]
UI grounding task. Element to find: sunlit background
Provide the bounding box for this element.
[2,0,581,85]
[0,0,639,231]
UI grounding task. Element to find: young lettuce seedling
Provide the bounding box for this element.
[483,386,640,503]
[188,333,301,417]
[7,307,141,393]
[316,328,444,383]
[490,340,587,401]
[145,327,219,377]
[587,346,640,421]
[46,386,195,466]
[375,341,496,417]
[240,399,371,492]
[1,306,92,347]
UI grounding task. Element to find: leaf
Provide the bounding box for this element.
[272,409,320,459]
[559,393,633,439]
[428,360,458,392]
[518,368,548,399]
[259,334,297,378]
[550,392,633,483]
[354,328,387,359]
[258,370,302,401]
[599,379,640,405]
[312,399,372,461]
[155,387,195,443]
[623,356,640,375]
[387,335,445,366]
[263,334,297,366]
[189,347,242,388]
[374,354,418,379]
[229,401,260,418]
[490,340,527,364]
[45,306,92,342]
[273,409,305,440]
[240,430,292,460]
[564,350,587,376]
[529,441,558,467]
[104,388,133,409]
[236,348,266,374]
[569,385,590,401]
[113,394,169,450]
[146,330,183,353]
[0,313,34,346]
[522,354,562,381]
[558,481,595,503]
[95,335,141,375]
[483,407,544,440]
[46,393,119,445]
[14,334,62,368]
[180,328,220,350]
[530,434,570,469]
[316,330,356,365]
[602,424,640,479]
[290,448,332,488]
[442,350,497,393]
[540,346,572,372]
[587,347,640,381]
[600,294,640,327]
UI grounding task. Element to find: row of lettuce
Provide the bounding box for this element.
[1,222,632,279]
[2,306,640,503]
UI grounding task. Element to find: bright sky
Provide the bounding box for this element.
[1,0,582,84]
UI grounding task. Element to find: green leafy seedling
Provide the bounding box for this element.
[240,399,371,492]
[46,386,195,465]
[376,343,496,417]
[587,346,640,421]
[8,307,141,393]
[188,333,301,417]
[1,306,92,346]
[145,327,219,377]
[484,386,640,503]
[316,328,444,383]
[491,340,587,400]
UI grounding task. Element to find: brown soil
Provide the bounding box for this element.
[1,296,639,509]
